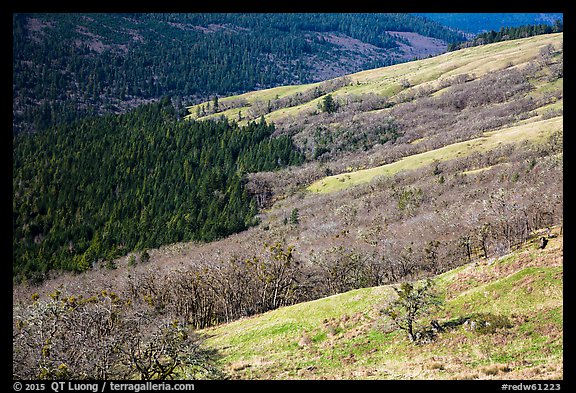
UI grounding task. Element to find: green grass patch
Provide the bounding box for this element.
[198,230,562,379]
[447,266,562,316]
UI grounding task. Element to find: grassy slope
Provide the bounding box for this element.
[185,34,563,195]
[186,33,562,124]
[305,35,563,194]
[200,229,563,380]
[307,116,562,193]
[190,35,563,380]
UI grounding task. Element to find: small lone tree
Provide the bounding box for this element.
[319,94,338,114]
[290,208,300,225]
[382,278,443,343]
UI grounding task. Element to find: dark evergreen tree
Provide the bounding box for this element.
[320,94,338,114]
[448,22,562,52]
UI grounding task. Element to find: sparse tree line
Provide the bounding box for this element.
[447,21,563,52]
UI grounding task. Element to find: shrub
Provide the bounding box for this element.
[13,290,224,380]
[463,313,513,334]
[381,278,444,343]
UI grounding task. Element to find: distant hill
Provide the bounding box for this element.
[414,13,563,34]
[12,13,466,134]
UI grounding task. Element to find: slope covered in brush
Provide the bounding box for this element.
[187,33,562,167]
[13,33,563,382]
[201,229,563,380]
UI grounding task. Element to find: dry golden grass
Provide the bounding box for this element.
[186,34,563,127]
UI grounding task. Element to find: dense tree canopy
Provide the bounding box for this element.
[447,22,563,51]
[12,13,466,133]
[13,98,304,282]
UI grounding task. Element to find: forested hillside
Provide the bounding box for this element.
[448,22,563,51]
[13,32,563,283]
[14,32,563,311]
[413,13,563,34]
[12,14,563,381]
[13,99,303,282]
[12,13,466,134]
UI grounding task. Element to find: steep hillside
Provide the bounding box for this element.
[307,116,560,194]
[12,102,305,281]
[186,34,562,164]
[13,13,464,134]
[13,32,563,381]
[13,33,563,302]
[186,34,562,124]
[201,228,563,380]
[190,33,562,198]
